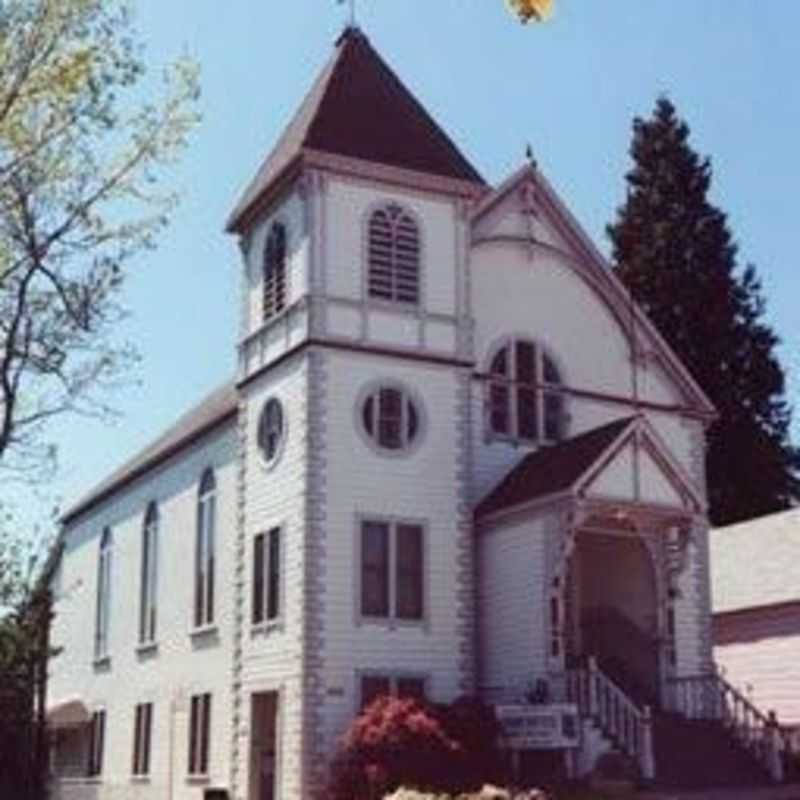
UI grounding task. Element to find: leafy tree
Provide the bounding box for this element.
[608,97,799,525]
[0,513,55,799]
[0,0,199,478]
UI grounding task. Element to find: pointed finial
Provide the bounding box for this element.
[525,143,537,170]
[338,0,358,30]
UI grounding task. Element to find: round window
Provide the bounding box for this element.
[257,398,284,465]
[361,385,421,452]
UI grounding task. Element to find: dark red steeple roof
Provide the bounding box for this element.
[227,27,485,232]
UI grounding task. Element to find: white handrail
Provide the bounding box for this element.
[667,672,785,782]
[566,656,654,781]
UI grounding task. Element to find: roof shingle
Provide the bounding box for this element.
[226,27,485,232]
[62,382,237,524]
[475,417,635,519]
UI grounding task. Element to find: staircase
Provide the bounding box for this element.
[566,662,788,789]
[653,712,770,789]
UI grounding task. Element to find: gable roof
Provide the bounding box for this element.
[470,163,716,418]
[227,26,485,233]
[476,417,635,519]
[62,381,238,525]
[710,508,800,615]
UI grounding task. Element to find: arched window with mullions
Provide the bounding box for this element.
[488,339,566,443]
[367,203,420,304]
[263,222,287,321]
[194,469,216,629]
[94,528,112,661]
[139,503,159,646]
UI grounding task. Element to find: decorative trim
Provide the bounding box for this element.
[692,519,715,673]
[229,389,248,800]
[303,149,486,201]
[302,349,329,797]
[454,368,477,693]
[238,338,473,393]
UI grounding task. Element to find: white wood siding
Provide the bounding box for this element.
[714,604,800,726]
[50,426,237,800]
[478,516,548,694]
[314,348,467,758]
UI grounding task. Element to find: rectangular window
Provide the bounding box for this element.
[132,703,153,776]
[361,522,390,617]
[252,528,281,625]
[87,709,106,777]
[360,674,426,710]
[360,520,423,622]
[188,693,211,776]
[396,525,423,620]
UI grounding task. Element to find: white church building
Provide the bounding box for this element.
[47,26,784,800]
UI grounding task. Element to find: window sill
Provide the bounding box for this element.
[92,655,111,671]
[251,619,283,638]
[135,641,159,657]
[186,774,210,786]
[59,777,103,785]
[358,615,427,631]
[130,775,151,784]
[190,624,218,640]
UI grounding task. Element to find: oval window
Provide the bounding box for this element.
[257,398,285,464]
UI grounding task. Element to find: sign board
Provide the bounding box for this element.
[495,704,580,750]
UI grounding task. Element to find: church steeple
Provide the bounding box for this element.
[226,29,485,233]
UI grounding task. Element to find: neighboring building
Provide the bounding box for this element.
[711,508,800,744]
[49,25,774,800]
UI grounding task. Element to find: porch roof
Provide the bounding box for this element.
[47,697,90,729]
[475,416,635,519]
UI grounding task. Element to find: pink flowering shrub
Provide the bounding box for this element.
[326,695,505,800]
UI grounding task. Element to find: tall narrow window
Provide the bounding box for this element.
[263,223,287,321]
[488,339,565,443]
[139,503,159,645]
[188,693,211,776]
[94,528,112,661]
[87,709,106,777]
[195,470,216,629]
[252,528,281,626]
[360,520,424,622]
[367,204,420,304]
[132,703,153,776]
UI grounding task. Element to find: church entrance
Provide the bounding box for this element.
[249,692,279,800]
[565,527,661,708]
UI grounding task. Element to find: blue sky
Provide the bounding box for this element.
[12,1,800,525]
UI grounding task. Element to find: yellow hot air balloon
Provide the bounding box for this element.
[507,0,555,24]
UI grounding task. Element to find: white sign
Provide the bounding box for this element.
[495,704,580,750]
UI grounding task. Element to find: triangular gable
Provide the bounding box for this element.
[227,27,486,232]
[578,417,705,513]
[470,163,716,418]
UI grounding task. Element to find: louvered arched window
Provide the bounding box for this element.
[263,223,287,321]
[367,204,420,304]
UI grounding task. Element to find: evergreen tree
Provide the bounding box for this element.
[608,97,799,526]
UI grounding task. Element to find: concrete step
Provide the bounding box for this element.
[639,783,800,800]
